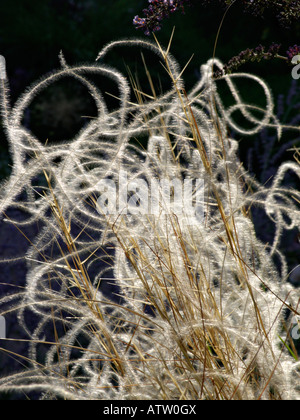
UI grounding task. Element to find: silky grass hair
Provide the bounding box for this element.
[0,38,299,400]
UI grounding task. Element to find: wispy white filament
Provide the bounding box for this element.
[0,39,299,400]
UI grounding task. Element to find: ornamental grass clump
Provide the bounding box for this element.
[0,37,299,400]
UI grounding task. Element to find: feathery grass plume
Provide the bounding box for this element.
[0,38,300,400]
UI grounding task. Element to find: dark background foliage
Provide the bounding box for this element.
[0,0,299,397]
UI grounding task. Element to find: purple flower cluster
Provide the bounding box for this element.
[214,43,282,78]
[213,42,300,78]
[134,0,300,35]
[205,0,300,27]
[133,0,190,35]
[286,45,300,63]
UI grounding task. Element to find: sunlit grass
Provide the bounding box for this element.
[0,36,299,400]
